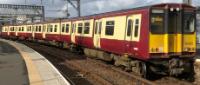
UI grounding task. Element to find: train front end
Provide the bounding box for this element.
[149,4,196,77]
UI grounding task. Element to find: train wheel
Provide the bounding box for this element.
[140,62,151,79]
[182,61,195,82]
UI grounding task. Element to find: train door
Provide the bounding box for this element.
[32,25,35,39]
[125,16,134,53]
[15,26,18,37]
[168,10,182,53]
[93,20,102,48]
[42,24,46,39]
[71,22,76,43]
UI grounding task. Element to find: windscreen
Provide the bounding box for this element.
[183,13,195,33]
[151,9,164,34]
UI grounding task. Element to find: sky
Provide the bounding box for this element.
[0,0,199,18]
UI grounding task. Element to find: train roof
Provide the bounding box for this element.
[3,3,195,26]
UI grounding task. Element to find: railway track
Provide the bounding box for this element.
[21,41,194,85]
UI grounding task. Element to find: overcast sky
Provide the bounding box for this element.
[0,0,199,18]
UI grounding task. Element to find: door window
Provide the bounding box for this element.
[127,20,133,36]
[134,19,139,37]
[78,23,83,34]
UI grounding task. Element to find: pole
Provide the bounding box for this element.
[77,0,80,17]
[25,0,27,4]
[41,0,43,5]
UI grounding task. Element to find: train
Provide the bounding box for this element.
[0,3,196,80]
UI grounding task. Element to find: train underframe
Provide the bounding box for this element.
[82,47,195,80]
[1,36,195,80]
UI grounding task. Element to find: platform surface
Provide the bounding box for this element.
[0,39,70,85]
[0,41,29,85]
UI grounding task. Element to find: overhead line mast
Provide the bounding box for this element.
[64,0,81,17]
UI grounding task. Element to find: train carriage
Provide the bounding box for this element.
[1,25,9,38]
[17,25,27,40]
[26,24,33,39]
[60,20,72,45]
[73,18,95,48]
[45,22,61,42]
[9,26,17,39]
[33,23,43,40]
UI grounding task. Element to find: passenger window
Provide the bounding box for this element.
[19,27,21,31]
[127,20,133,36]
[78,23,83,34]
[62,24,65,32]
[47,25,50,32]
[84,22,90,34]
[54,25,57,32]
[22,27,24,31]
[50,25,53,32]
[134,19,140,37]
[95,22,98,34]
[36,26,38,32]
[99,22,102,34]
[66,24,69,33]
[47,26,49,32]
[105,21,115,35]
[39,26,41,32]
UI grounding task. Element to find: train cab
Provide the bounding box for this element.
[148,3,196,76]
[149,3,196,58]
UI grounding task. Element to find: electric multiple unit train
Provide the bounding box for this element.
[1,3,196,79]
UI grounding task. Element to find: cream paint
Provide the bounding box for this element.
[60,22,72,35]
[93,19,103,48]
[45,23,61,34]
[71,22,76,43]
[125,14,142,42]
[100,14,142,42]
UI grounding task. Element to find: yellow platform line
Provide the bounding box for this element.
[9,42,44,85]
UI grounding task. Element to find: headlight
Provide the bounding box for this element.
[151,47,163,52]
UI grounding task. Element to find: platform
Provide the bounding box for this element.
[0,39,70,85]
